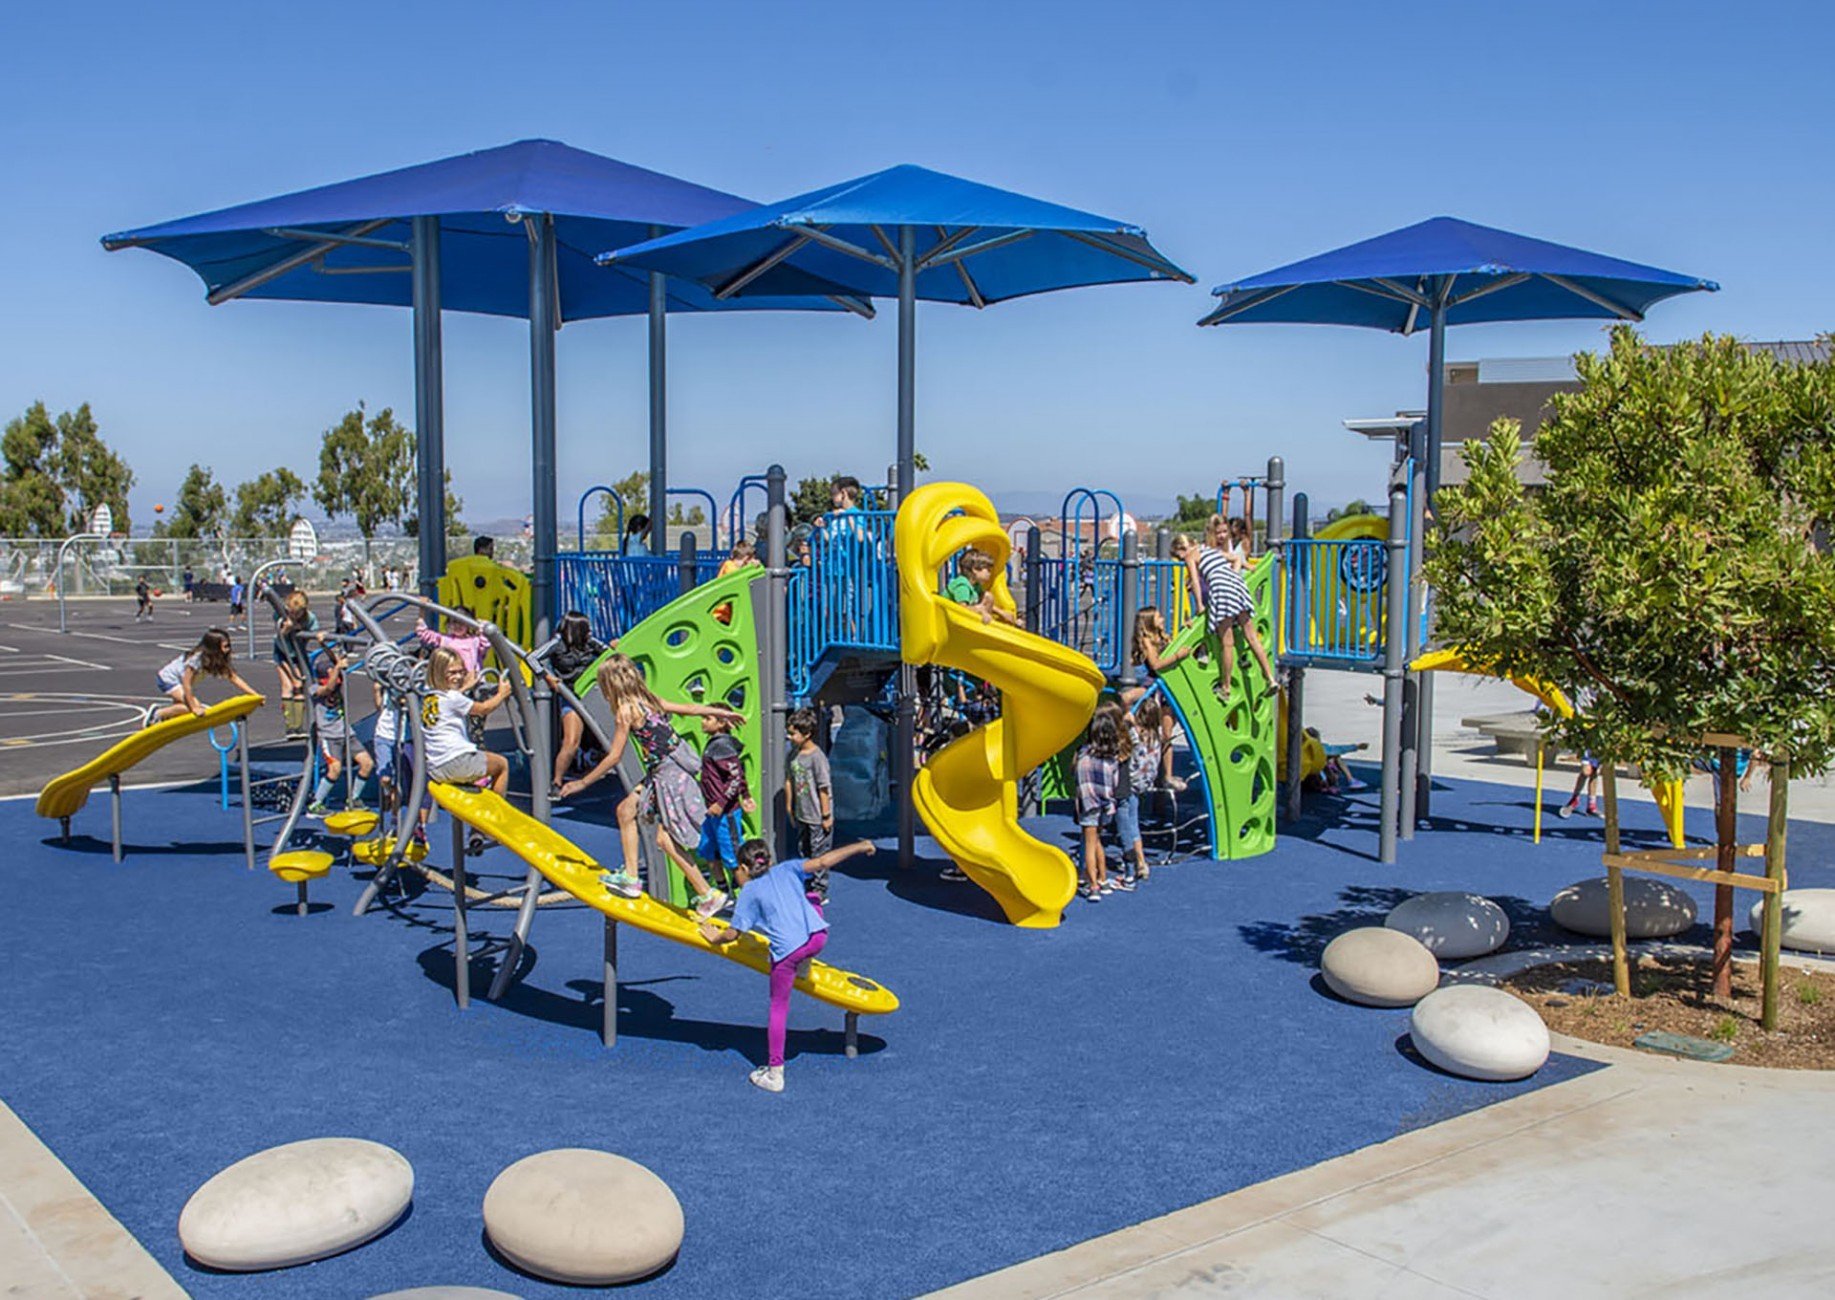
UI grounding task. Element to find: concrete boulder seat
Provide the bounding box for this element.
[1385,892,1511,959]
[483,1148,683,1284]
[1319,927,1440,1007]
[1409,985,1551,1081]
[1550,876,1696,939]
[1749,889,1835,954]
[179,1138,412,1271]
[367,1290,522,1299]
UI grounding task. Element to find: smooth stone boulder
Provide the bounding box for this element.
[1410,984,1551,1081]
[368,1290,522,1299]
[1385,892,1511,959]
[1319,927,1440,1007]
[483,1149,683,1285]
[1749,889,1835,954]
[1550,876,1696,939]
[179,1138,412,1271]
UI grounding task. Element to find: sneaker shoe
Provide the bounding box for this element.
[1082,887,1102,902]
[598,870,642,898]
[1587,801,1600,817]
[1557,803,1575,819]
[466,832,487,857]
[1112,876,1136,892]
[306,801,331,817]
[1100,878,1116,894]
[939,865,969,882]
[749,1065,785,1093]
[694,889,729,918]
[142,704,164,730]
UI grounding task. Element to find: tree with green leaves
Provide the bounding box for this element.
[1427,328,1835,1000]
[314,404,413,566]
[230,468,305,538]
[52,403,134,535]
[591,469,650,546]
[404,470,466,540]
[166,464,228,540]
[0,402,63,536]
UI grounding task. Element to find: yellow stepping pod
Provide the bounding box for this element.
[270,849,333,917]
[322,809,380,838]
[895,482,1105,928]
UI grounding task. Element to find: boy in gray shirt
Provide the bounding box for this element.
[784,708,834,901]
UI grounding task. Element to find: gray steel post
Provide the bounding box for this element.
[238,721,254,870]
[1283,494,1310,821]
[1400,421,1428,838]
[451,817,469,1010]
[845,1011,859,1059]
[602,919,618,1048]
[1264,456,1285,549]
[411,215,446,598]
[1156,528,1172,560]
[527,213,558,836]
[1119,528,1140,685]
[1417,301,1447,818]
[763,467,790,857]
[1024,524,1043,634]
[1379,453,1410,864]
[110,774,122,862]
[895,228,919,869]
[678,530,696,595]
[648,240,668,556]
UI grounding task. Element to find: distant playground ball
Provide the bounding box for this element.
[483,1148,683,1284]
[1749,889,1835,954]
[1550,877,1696,940]
[154,503,164,513]
[1409,985,1550,1081]
[1319,927,1440,1007]
[177,1137,412,1271]
[1385,892,1511,959]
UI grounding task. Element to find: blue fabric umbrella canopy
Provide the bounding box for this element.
[102,138,866,318]
[603,162,1191,870]
[1198,216,1716,332]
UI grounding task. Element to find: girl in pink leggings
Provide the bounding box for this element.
[699,836,877,1093]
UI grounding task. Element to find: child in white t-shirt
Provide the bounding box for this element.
[420,647,512,793]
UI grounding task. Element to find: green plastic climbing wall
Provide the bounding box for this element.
[572,566,768,905]
[1153,555,1277,859]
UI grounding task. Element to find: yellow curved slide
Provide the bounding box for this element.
[35,694,263,822]
[896,482,1105,928]
[1410,649,1684,847]
[426,783,898,1017]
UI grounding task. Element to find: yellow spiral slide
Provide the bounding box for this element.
[896,482,1105,928]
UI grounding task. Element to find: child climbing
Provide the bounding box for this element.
[1172,518,1277,706]
[712,539,760,624]
[1122,606,1191,791]
[273,591,320,736]
[421,646,512,799]
[698,836,878,1093]
[697,710,757,895]
[543,610,606,794]
[559,654,743,916]
[306,650,375,816]
[148,628,259,726]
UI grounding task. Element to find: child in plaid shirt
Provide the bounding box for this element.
[1074,710,1126,902]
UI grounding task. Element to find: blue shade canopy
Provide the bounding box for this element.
[1199,216,1716,332]
[101,138,864,319]
[599,163,1192,305]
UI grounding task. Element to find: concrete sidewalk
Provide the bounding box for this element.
[928,1031,1835,1299]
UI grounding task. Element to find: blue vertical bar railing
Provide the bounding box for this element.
[785,509,899,699]
[1281,537,1387,664]
[555,551,723,644]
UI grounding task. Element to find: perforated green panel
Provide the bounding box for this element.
[573,566,767,904]
[1152,555,1277,860]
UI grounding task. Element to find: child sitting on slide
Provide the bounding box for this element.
[697,711,756,895]
[148,628,259,727]
[698,836,877,1093]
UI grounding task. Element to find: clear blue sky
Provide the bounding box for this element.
[4,1,1829,528]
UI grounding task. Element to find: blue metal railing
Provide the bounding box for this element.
[1282,537,1387,663]
[575,485,626,550]
[555,551,724,643]
[787,509,899,699]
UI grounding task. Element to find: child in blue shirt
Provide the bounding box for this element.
[699,835,877,1093]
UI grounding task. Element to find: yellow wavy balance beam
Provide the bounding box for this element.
[896,482,1106,928]
[35,693,264,823]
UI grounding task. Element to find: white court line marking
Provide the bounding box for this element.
[0,706,124,718]
[0,643,17,652]
[45,653,110,669]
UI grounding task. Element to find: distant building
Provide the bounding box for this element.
[1429,341,1829,487]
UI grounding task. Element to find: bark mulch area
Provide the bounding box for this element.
[1505,954,1835,1070]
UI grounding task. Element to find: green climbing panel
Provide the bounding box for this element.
[1153,555,1277,860]
[574,566,767,905]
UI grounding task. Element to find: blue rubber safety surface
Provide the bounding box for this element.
[2,767,1823,1299]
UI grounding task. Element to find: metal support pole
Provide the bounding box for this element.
[603,917,619,1048]
[763,467,791,857]
[296,880,309,918]
[109,774,122,863]
[677,530,696,596]
[1024,524,1043,634]
[1378,452,1409,864]
[648,240,668,556]
[1264,457,1285,549]
[528,212,559,649]
[1118,528,1140,685]
[895,228,919,870]
[1400,421,1428,838]
[845,1010,859,1060]
[238,721,254,870]
[411,216,446,599]
[1283,494,1310,821]
[1417,306,1447,818]
[451,817,470,1011]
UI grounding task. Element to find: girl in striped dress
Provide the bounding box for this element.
[1172,515,1277,705]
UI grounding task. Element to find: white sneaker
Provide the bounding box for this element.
[694,889,728,918]
[749,1065,784,1093]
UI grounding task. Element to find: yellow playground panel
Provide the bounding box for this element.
[437,554,532,651]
